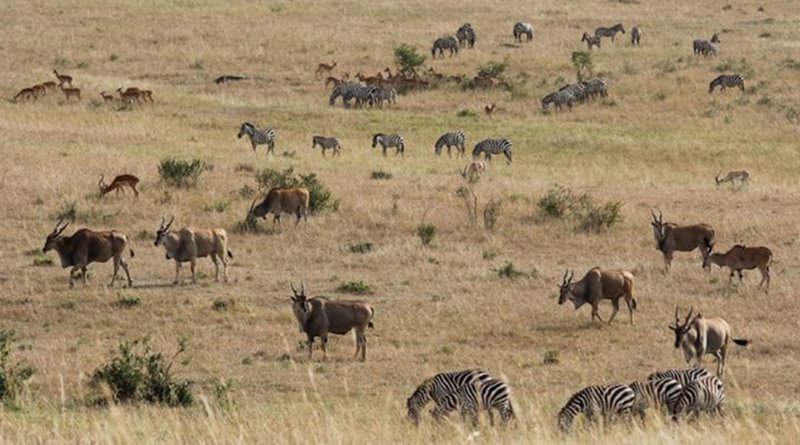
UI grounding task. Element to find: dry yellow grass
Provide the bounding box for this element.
[1,0,800,443]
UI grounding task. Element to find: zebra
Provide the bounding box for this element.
[581,32,601,50]
[513,22,533,42]
[311,136,341,157]
[432,36,459,58]
[374,87,397,108]
[672,375,725,420]
[629,378,683,421]
[709,74,745,94]
[434,131,466,157]
[352,85,378,109]
[631,26,641,46]
[583,78,608,100]
[329,82,361,108]
[646,368,715,389]
[541,90,574,113]
[595,23,625,42]
[446,377,515,426]
[558,383,635,432]
[560,82,588,102]
[406,369,492,426]
[372,133,405,156]
[237,123,276,155]
[693,34,720,56]
[472,138,512,164]
[456,23,476,48]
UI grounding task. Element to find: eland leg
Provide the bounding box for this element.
[608,299,620,324]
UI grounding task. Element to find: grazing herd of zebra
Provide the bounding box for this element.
[541,78,609,113]
[408,367,724,430]
[328,82,397,109]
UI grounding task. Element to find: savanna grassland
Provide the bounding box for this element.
[1,0,800,443]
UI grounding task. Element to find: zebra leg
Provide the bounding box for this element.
[382,146,387,157]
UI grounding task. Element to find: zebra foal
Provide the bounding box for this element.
[513,22,533,42]
[456,23,476,48]
[472,138,512,164]
[672,375,725,420]
[434,131,466,157]
[237,123,277,155]
[558,383,635,432]
[709,74,744,94]
[311,136,341,157]
[582,32,601,50]
[372,133,405,156]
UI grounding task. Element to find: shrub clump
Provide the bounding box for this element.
[537,186,622,232]
[494,261,528,279]
[337,281,374,294]
[255,167,339,214]
[0,330,35,407]
[394,44,426,75]
[349,242,374,254]
[477,60,509,78]
[371,170,393,180]
[158,158,212,188]
[89,337,193,407]
[416,223,436,246]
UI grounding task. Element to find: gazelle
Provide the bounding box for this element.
[715,170,750,188]
[99,91,115,103]
[59,85,81,101]
[53,69,73,87]
[98,174,140,198]
[14,87,37,102]
[315,60,337,78]
[461,161,486,182]
[484,103,496,117]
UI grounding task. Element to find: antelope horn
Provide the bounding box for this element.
[651,209,658,222]
[300,282,306,296]
[562,269,569,284]
[674,306,680,322]
[685,306,694,325]
[55,219,69,235]
[248,196,258,213]
[98,175,105,188]
[166,215,174,229]
[290,283,298,295]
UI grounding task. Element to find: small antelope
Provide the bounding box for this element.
[98,174,140,198]
[461,161,486,182]
[14,87,37,102]
[32,84,46,98]
[59,85,81,101]
[715,170,750,188]
[704,244,772,290]
[53,69,73,87]
[116,87,141,104]
[670,307,749,378]
[484,103,496,117]
[99,91,115,103]
[315,60,337,78]
[41,81,57,93]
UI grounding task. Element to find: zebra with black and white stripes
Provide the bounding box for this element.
[329,82,361,108]
[541,90,574,113]
[513,22,533,42]
[629,378,683,420]
[472,138,512,164]
[672,375,725,420]
[709,74,745,94]
[583,78,608,100]
[693,34,720,56]
[374,87,397,108]
[582,32,601,50]
[448,377,515,426]
[372,133,405,156]
[631,26,641,46]
[432,36,459,58]
[237,122,277,155]
[595,24,625,42]
[647,368,714,389]
[311,136,341,157]
[406,369,491,426]
[558,383,635,432]
[456,23,476,48]
[353,85,378,109]
[434,131,466,157]
[560,82,588,103]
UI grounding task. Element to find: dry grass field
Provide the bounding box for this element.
[1,0,800,443]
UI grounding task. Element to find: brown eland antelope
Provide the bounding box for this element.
[669,307,749,378]
[42,220,134,288]
[289,283,375,361]
[53,69,73,87]
[98,174,140,198]
[315,60,337,78]
[704,244,772,291]
[558,268,637,324]
[99,91,115,103]
[154,216,233,284]
[248,187,310,231]
[461,161,486,182]
[650,210,715,271]
[715,170,750,188]
[59,84,81,101]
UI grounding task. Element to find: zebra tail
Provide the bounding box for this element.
[227,250,234,259]
[732,339,750,346]
[129,248,136,258]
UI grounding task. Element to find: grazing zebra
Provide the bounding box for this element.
[353,85,378,109]
[541,90,574,113]
[581,32,601,50]
[631,26,641,46]
[406,369,492,426]
[672,375,725,419]
[583,78,608,99]
[374,87,397,108]
[560,82,588,103]
[311,136,341,157]
[709,74,745,94]
[646,368,715,389]
[595,24,625,42]
[513,22,534,42]
[447,377,515,426]
[434,131,466,157]
[372,133,405,156]
[237,123,276,155]
[558,383,635,432]
[693,34,720,56]
[629,378,683,420]
[472,138,512,164]
[432,36,459,58]
[456,23,476,48]
[329,82,361,108]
